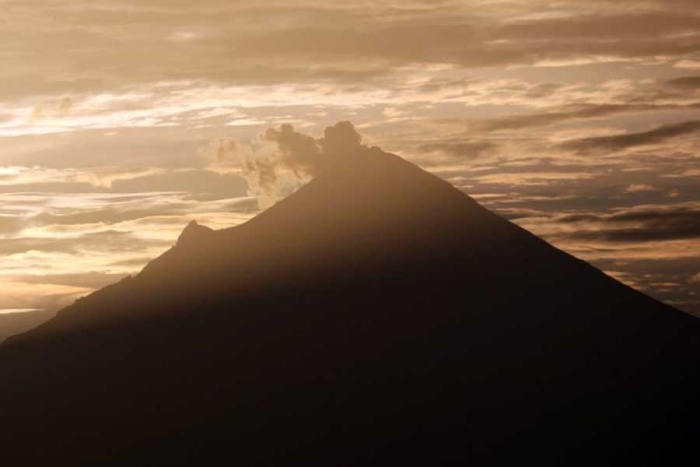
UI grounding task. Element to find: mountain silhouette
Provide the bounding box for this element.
[1,147,699,465]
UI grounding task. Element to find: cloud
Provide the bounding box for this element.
[2,1,700,103]
[214,121,368,206]
[560,120,700,154]
[207,137,238,164]
[499,11,700,42]
[0,278,90,312]
[0,231,165,256]
[0,166,167,189]
[675,60,700,70]
[18,273,129,290]
[554,206,700,242]
[0,216,22,235]
[33,208,174,227]
[31,96,74,121]
[473,171,597,186]
[474,104,680,132]
[0,0,699,318]
[666,76,700,89]
[625,184,657,193]
[417,141,498,159]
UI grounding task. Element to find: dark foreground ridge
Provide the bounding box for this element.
[1,149,699,464]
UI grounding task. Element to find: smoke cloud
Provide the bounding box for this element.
[208,121,366,207]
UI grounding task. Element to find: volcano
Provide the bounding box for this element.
[1,146,699,464]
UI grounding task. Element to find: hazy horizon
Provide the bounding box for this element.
[0,0,699,316]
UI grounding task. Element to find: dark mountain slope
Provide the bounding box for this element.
[1,148,699,465]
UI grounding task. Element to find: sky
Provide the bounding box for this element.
[0,0,698,315]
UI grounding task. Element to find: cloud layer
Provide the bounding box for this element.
[0,0,698,317]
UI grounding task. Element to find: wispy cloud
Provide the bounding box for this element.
[559,120,700,155]
[0,0,699,317]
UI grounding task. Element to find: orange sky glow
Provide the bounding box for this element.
[0,0,698,315]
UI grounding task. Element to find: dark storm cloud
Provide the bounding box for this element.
[560,120,700,154]
[495,208,548,221]
[417,141,498,159]
[573,227,700,243]
[479,105,663,132]
[666,76,700,89]
[431,102,700,140]
[555,207,700,242]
